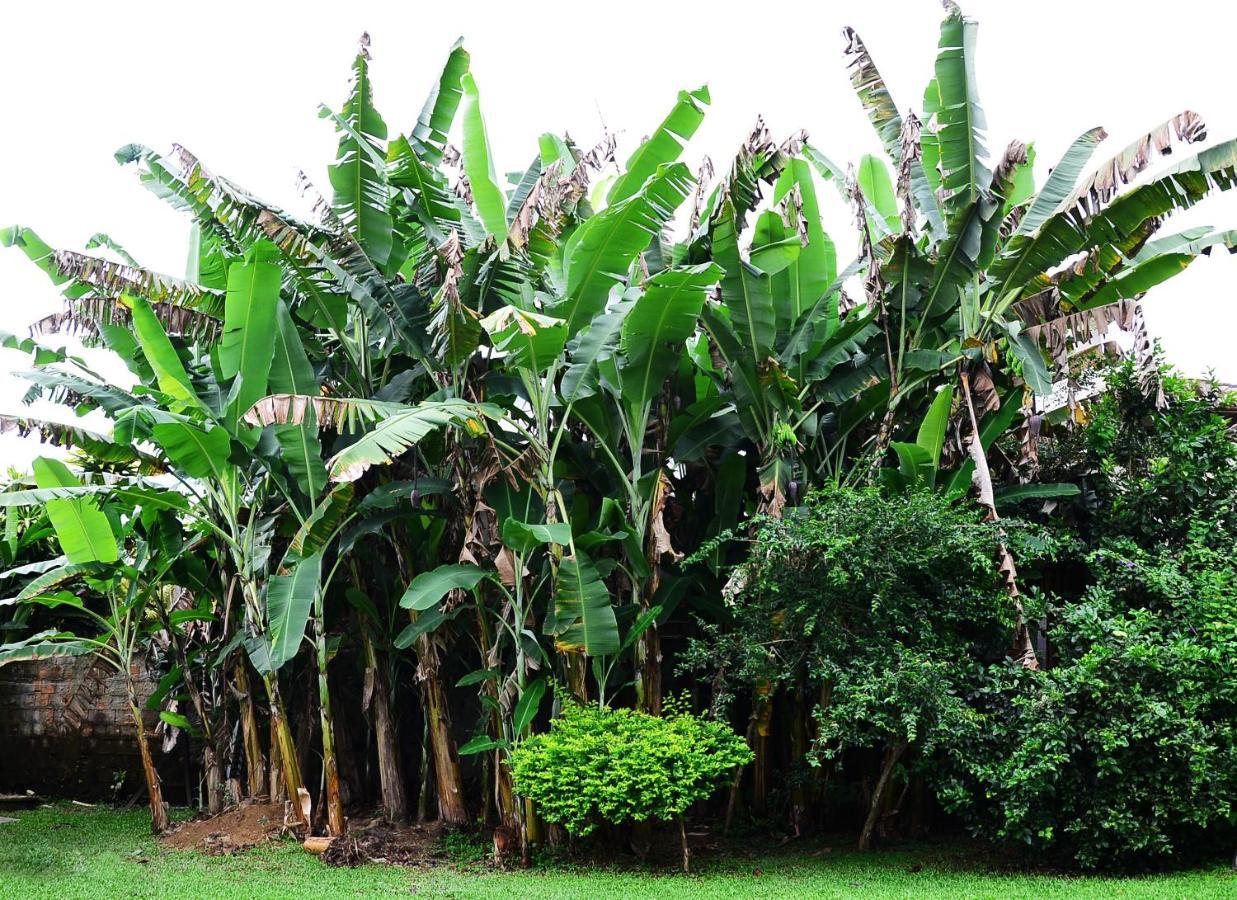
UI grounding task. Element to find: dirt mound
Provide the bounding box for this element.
[322,818,447,867]
[161,801,287,854]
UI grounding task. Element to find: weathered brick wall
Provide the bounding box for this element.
[0,658,184,799]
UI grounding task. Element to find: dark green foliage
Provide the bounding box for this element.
[508,698,751,836]
[4,3,1237,872]
[941,576,1237,869]
[1080,360,1237,547]
[687,488,1012,710]
[683,486,1050,829]
[813,648,978,768]
[942,358,1237,868]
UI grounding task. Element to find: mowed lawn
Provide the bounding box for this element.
[0,804,1232,899]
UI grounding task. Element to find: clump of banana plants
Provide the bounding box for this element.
[0,2,1233,850]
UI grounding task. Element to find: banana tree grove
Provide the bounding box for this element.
[1,4,1234,851]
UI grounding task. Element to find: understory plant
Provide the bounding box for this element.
[509,697,751,871]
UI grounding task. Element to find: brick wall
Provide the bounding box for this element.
[0,657,185,799]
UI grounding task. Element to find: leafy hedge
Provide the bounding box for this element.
[509,699,751,836]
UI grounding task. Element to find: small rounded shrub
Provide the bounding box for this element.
[508,698,752,836]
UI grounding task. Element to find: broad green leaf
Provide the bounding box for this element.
[857,154,900,235]
[780,257,865,367]
[0,630,96,667]
[456,668,500,688]
[891,441,936,490]
[151,422,231,483]
[480,307,567,374]
[0,556,67,581]
[460,73,508,238]
[160,710,194,731]
[0,484,185,511]
[184,223,226,289]
[1073,252,1195,313]
[500,520,572,555]
[458,735,506,756]
[393,604,462,649]
[904,349,957,371]
[486,479,544,529]
[750,211,801,275]
[1007,328,1053,396]
[512,676,546,735]
[1130,227,1237,263]
[916,386,954,469]
[713,195,776,356]
[325,399,496,482]
[553,553,619,656]
[120,294,201,409]
[773,158,838,332]
[388,136,481,244]
[619,263,721,412]
[994,482,1081,507]
[328,45,394,268]
[399,563,492,611]
[33,458,118,565]
[220,245,280,426]
[14,562,99,601]
[0,226,89,299]
[269,301,326,504]
[8,591,85,611]
[934,8,990,226]
[561,298,635,403]
[287,483,354,560]
[18,369,141,417]
[563,163,694,335]
[539,133,573,171]
[266,552,322,671]
[573,528,628,551]
[1003,143,1037,215]
[505,154,544,223]
[608,85,709,206]
[618,604,664,655]
[410,39,469,165]
[1014,127,1106,237]
[700,305,769,439]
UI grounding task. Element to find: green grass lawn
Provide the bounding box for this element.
[0,804,1232,899]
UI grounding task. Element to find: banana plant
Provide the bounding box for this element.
[681,126,883,513]
[559,262,720,713]
[445,90,711,706]
[0,457,201,833]
[839,4,1237,666]
[1,230,325,821]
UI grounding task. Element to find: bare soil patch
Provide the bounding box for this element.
[161,801,287,854]
[322,818,447,867]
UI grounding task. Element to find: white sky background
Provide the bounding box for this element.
[1,0,1235,471]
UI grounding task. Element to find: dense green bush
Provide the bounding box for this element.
[813,648,979,770]
[1043,359,1237,549]
[687,487,1016,700]
[941,572,1237,868]
[686,487,1039,845]
[942,359,1237,868]
[508,699,751,837]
